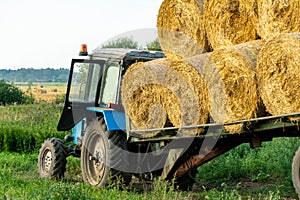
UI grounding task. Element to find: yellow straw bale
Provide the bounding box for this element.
[202,40,264,133]
[257,0,300,41]
[157,0,209,60]
[121,59,171,137]
[257,33,300,118]
[204,0,257,49]
[122,58,209,136]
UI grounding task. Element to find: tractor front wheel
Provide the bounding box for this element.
[81,118,131,188]
[38,138,67,179]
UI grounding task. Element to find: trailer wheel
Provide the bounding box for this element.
[38,138,67,179]
[81,118,131,188]
[292,146,300,197]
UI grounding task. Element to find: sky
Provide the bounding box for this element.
[0,0,163,69]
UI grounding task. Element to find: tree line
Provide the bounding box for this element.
[94,36,162,52]
[0,68,70,83]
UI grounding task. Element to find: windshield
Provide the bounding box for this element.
[99,62,121,105]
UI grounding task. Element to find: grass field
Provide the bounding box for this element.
[0,152,287,199]
[0,104,299,199]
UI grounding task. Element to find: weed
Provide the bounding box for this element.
[0,104,68,152]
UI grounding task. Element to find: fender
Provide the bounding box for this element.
[86,107,126,131]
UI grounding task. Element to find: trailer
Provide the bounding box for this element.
[37,45,300,196]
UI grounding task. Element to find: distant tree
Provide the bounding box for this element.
[28,79,33,89]
[146,38,162,51]
[101,36,139,49]
[24,83,35,105]
[75,63,89,84]
[0,80,24,106]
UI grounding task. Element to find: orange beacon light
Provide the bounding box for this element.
[79,44,88,56]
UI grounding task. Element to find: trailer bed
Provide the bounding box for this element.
[129,112,300,143]
[127,112,300,180]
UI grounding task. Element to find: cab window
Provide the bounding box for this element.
[100,63,120,105]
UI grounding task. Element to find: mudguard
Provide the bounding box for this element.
[86,107,126,131]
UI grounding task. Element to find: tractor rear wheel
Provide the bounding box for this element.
[292,146,300,198]
[38,138,67,179]
[81,118,131,188]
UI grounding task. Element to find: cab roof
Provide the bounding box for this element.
[90,48,165,62]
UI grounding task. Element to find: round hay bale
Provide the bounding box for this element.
[164,61,209,135]
[204,0,257,49]
[257,33,300,119]
[121,59,171,137]
[36,88,47,94]
[157,0,209,60]
[257,0,300,41]
[203,40,264,133]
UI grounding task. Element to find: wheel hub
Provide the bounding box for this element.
[90,149,104,171]
[89,151,103,163]
[44,150,52,172]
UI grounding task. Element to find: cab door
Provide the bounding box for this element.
[57,59,105,131]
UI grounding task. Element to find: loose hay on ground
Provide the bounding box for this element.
[157,0,209,60]
[257,33,300,119]
[204,0,257,49]
[202,40,264,133]
[257,0,300,41]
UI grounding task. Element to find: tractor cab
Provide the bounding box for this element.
[38,44,167,186]
[57,45,165,143]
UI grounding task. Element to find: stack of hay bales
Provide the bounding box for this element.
[121,0,300,136]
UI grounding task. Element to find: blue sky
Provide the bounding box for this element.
[0,0,163,69]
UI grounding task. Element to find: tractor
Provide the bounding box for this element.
[37,45,195,189]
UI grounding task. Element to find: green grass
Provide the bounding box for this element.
[0,152,288,200]
[0,105,299,199]
[0,104,68,152]
[0,152,187,200]
[196,138,300,199]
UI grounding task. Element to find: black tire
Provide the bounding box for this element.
[81,118,131,188]
[175,168,197,191]
[38,138,67,179]
[292,146,300,198]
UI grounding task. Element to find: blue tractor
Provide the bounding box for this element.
[37,46,191,188]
